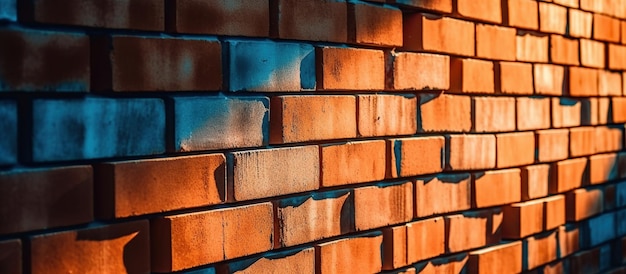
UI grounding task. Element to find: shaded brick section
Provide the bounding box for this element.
[388,136,445,178]
[473,169,521,208]
[0,100,16,165]
[349,2,402,47]
[550,158,589,194]
[415,174,472,217]
[168,0,268,36]
[521,165,550,200]
[392,0,452,13]
[450,58,495,94]
[456,0,502,23]
[217,248,314,274]
[445,209,502,253]
[0,239,21,274]
[354,182,413,231]
[468,241,522,274]
[274,0,347,42]
[403,13,475,56]
[0,0,15,21]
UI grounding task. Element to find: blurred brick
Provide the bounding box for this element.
[358,94,417,137]
[534,64,564,95]
[599,71,622,96]
[582,213,615,247]
[539,2,567,34]
[415,174,471,217]
[419,94,472,132]
[382,225,407,270]
[274,0,347,42]
[609,44,626,70]
[0,0,15,21]
[568,9,593,38]
[594,13,620,42]
[392,0,452,13]
[168,0,268,36]
[388,136,445,178]
[473,97,515,132]
[502,199,544,239]
[570,127,596,157]
[559,224,580,258]
[0,239,21,274]
[321,140,386,187]
[552,97,582,128]
[450,58,494,94]
[568,67,598,96]
[580,39,605,68]
[316,232,383,274]
[473,169,521,208]
[390,52,450,90]
[497,61,533,94]
[521,165,550,200]
[550,35,579,65]
[0,100,16,166]
[516,31,549,62]
[550,158,589,194]
[505,0,538,30]
[536,129,569,162]
[413,253,469,273]
[595,125,624,153]
[317,47,384,90]
[475,24,515,60]
[589,153,619,185]
[517,97,551,130]
[403,13,475,56]
[566,187,604,221]
[446,134,496,170]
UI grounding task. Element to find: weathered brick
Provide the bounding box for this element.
[0,29,89,91]
[566,187,604,221]
[580,0,606,14]
[543,195,566,230]
[321,140,386,187]
[413,253,470,273]
[599,71,622,96]
[217,248,314,274]
[354,182,413,231]
[151,203,273,272]
[450,58,494,94]
[550,35,579,65]
[505,0,538,30]
[550,158,589,193]
[521,165,550,200]
[525,231,558,270]
[539,2,567,34]
[594,13,621,42]
[595,125,624,153]
[349,2,402,47]
[446,134,496,170]
[357,94,417,137]
[31,221,149,274]
[0,100,16,166]
[270,95,356,144]
[582,213,615,247]
[390,52,450,90]
[168,0,268,36]
[0,239,21,274]
[613,98,626,123]
[316,232,383,274]
[392,0,453,13]
[609,44,626,70]
[476,24,516,60]
[568,9,593,38]
[382,225,407,270]
[534,64,564,95]
[387,136,445,178]
[517,97,551,130]
[496,132,535,168]
[559,224,580,258]
[274,0,347,42]
[568,67,598,96]
[502,199,544,239]
[552,97,582,128]
[229,146,319,201]
[468,241,522,274]
[570,127,596,157]
[403,13,475,56]
[456,0,502,23]
[407,217,445,263]
[606,184,617,211]
[473,97,515,132]
[585,97,601,125]
[536,129,569,162]
[589,153,618,184]
[415,174,471,217]
[445,209,502,253]
[497,61,533,94]
[516,31,549,62]
[473,169,521,208]
[419,94,472,132]
[317,47,384,90]
[579,39,605,68]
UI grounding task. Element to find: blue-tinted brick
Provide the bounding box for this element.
[0,100,16,165]
[32,98,165,162]
[227,40,315,91]
[617,181,626,207]
[172,96,269,152]
[582,212,615,248]
[0,0,16,21]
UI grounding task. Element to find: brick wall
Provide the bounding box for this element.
[1,0,626,273]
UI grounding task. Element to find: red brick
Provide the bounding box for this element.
[613,97,626,123]
[93,36,221,91]
[536,129,570,162]
[505,0,539,30]
[473,97,516,132]
[468,241,522,274]
[623,21,626,44]
[383,225,407,270]
[357,94,417,137]
[552,97,582,128]
[594,13,621,42]
[276,190,353,247]
[168,0,268,36]
[600,71,622,96]
[456,0,502,23]
[517,96,551,130]
[558,225,580,257]
[609,44,626,70]
[534,64,564,95]
[230,146,318,201]
[391,0,453,13]
[525,231,558,270]
[566,187,604,222]
[0,166,92,235]
[270,95,356,144]
[473,169,521,208]
[321,140,386,187]
[349,3,402,47]
[555,0,578,7]
[151,203,273,272]
[388,136,445,178]
[570,127,596,157]
[516,31,549,62]
[568,9,593,38]
[316,47,384,90]
[580,39,605,68]
[407,217,445,263]
[415,174,471,217]
[0,239,21,274]
[0,29,89,91]
[274,0,347,42]
[418,94,472,132]
[390,52,450,90]
[497,61,533,94]
[496,132,535,168]
[403,13,475,56]
[580,0,606,14]
[414,253,469,273]
[543,195,566,230]
[446,134,496,170]
[568,67,598,96]
[550,158,589,194]
[595,125,624,153]
[354,182,413,231]
[450,58,495,94]
[589,153,619,184]
[476,24,516,60]
[31,221,149,274]
[587,97,602,125]
[539,3,567,34]
[316,233,383,274]
[445,209,502,253]
[217,248,314,274]
[522,165,551,200]
[550,35,579,65]
[502,199,544,239]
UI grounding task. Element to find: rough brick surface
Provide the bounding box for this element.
[476,24,516,60]
[456,0,501,23]
[505,0,538,30]
[472,97,516,132]
[496,132,535,168]
[445,209,502,253]
[539,3,567,34]
[354,182,413,231]
[317,47,384,90]
[419,94,472,132]
[168,0,268,36]
[468,241,522,274]
[391,52,450,90]
[217,248,314,274]
[580,39,605,68]
[521,165,550,200]
[550,158,589,193]
[450,58,495,94]
[407,217,445,263]
[446,134,496,170]
[497,61,533,94]
[321,141,386,187]
[516,32,549,62]
[403,13,475,56]
[415,174,472,217]
[550,35,579,65]
[517,97,551,130]
[349,3,403,47]
[533,64,564,95]
[388,136,445,178]
[536,129,570,162]
[568,9,593,38]
[473,169,521,208]
[357,94,417,137]
[316,233,383,274]
[570,127,596,157]
[274,0,347,42]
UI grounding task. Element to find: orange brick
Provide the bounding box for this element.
[623,21,626,44]
[550,35,579,65]
[609,44,626,70]
[497,132,535,168]
[274,0,347,42]
[534,64,564,95]
[570,127,596,157]
[446,134,496,170]
[316,47,384,90]
[543,195,566,230]
[476,24,516,60]
[550,158,589,194]
[566,187,604,222]
[568,9,593,38]
[517,97,551,130]
[522,164,551,200]
[536,129,570,162]
[151,203,273,272]
[357,94,417,137]
[321,140,385,187]
[354,182,413,231]
[349,2,402,47]
[0,239,21,274]
[391,0,452,13]
[558,224,580,257]
[552,97,582,128]
[316,233,383,273]
[497,61,533,94]
[539,3,567,34]
[468,241,522,274]
[445,209,502,253]
[525,231,558,270]
[450,58,494,94]
[418,94,472,132]
[270,95,356,144]
[473,169,521,208]
[580,39,605,68]
[472,97,516,132]
[595,125,624,153]
[555,0,578,7]
[403,13,475,56]
[599,71,622,96]
[415,174,472,217]
[414,254,469,273]
[216,248,314,274]
[31,221,149,274]
[505,0,539,30]
[390,52,450,90]
[594,13,621,42]
[456,0,502,23]
[388,136,445,178]
[568,67,598,97]
[406,217,446,263]
[613,97,626,122]
[590,153,619,184]
[95,154,224,219]
[382,225,407,270]
[276,190,353,247]
[169,0,268,36]
[585,97,601,125]
[516,31,549,62]
[502,199,544,239]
